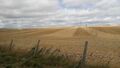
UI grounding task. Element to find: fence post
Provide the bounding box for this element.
[81,41,88,68]
[33,40,40,57]
[75,41,88,68]
[9,40,14,51]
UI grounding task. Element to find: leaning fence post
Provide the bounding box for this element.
[75,41,88,68]
[81,41,88,68]
[33,40,40,57]
[9,40,14,51]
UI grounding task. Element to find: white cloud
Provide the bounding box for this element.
[0,20,5,28]
[0,0,120,28]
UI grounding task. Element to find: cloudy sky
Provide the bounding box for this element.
[0,0,120,28]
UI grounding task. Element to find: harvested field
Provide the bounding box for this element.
[0,26,120,68]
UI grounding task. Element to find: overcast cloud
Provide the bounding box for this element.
[0,0,120,28]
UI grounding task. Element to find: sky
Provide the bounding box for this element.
[0,0,120,28]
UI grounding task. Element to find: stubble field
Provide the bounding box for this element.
[0,26,120,68]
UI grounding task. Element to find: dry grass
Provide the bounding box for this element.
[91,26,120,34]
[0,44,110,68]
[0,26,120,68]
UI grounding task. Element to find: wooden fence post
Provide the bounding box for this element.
[33,40,40,57]
[81,41,88,68]
[9,40,14,51]
[75,41,88,68]
[21,40,41,65]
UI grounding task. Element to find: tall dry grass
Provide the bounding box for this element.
[0,40,111,68]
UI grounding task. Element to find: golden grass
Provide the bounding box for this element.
[0,26,120,68]
[91,27,120,34]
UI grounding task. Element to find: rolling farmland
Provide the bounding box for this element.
[0,26,120,68]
